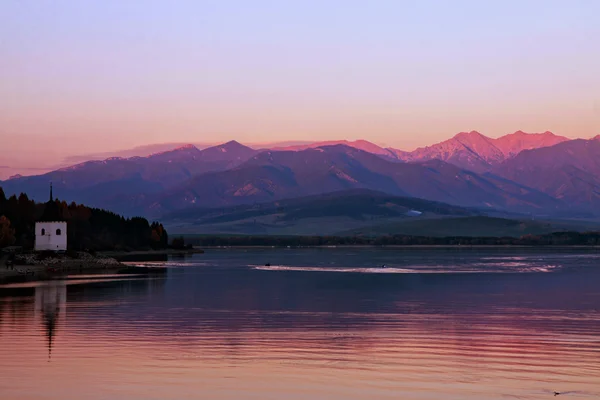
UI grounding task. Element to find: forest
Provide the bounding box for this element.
[0,187,168,250]
[184,231,600,247]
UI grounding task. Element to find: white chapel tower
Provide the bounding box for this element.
[35,184,67,252]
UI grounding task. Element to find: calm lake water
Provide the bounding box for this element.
[1,248,600,400]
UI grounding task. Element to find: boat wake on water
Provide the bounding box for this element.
[252,265,419,273]
[250,264,561,274]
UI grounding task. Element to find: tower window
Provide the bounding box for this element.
[41,228,46,235]
[56,229,62,236]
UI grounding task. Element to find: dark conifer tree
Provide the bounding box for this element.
[0,186,169,251]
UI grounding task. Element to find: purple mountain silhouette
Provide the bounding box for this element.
[148,145,560,215]
[494,138,600,211]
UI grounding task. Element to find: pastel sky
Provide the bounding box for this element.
[1,0,599,172]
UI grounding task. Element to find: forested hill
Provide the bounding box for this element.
[184,232,600,247]
[0,187,168,251]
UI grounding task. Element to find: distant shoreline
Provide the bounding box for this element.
[180,231,600,248]
[99,248,204,261]
[2,244,599,284]
[197,244,600,249]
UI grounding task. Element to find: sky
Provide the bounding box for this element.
[1,0,599,175]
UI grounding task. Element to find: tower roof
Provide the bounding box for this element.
[39,200,65,222]
[38,183,65,222]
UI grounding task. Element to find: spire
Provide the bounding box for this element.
[49,182,53,202]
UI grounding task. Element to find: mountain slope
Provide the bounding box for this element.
[2,134,587,219]
[388,130,569,173]
[150,145,561,215]
[493,138,600,212]
[403,131,505,173]
[0,141,258,214]
[161,189,476,235]
[337,216,590,238]
[493,131,569,158]
[271,140,399,159]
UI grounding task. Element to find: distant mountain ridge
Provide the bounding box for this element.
[2,130,597,224]
[493,137,600,212]
[266,131,569,173]
[394,131,505,173]
[493,130,569,157]
[3,130,573,179]
[0,141,258,213]
[147,144,561,216]
[271,140,399,160]
[386,130,569,172]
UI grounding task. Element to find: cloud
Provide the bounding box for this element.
[1,166,50,171]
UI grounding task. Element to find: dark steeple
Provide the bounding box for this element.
[38,183,65,222]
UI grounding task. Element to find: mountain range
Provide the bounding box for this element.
[394,130,569,173]
[2,131,600,235]
[270,130,569,173]
[494,136,600,211]
[150,144,561,216]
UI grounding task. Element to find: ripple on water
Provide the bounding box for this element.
[1,249,599,400]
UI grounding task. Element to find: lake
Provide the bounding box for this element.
[1,248,600,399]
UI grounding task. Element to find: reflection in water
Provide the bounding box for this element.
[34,282,66,360]
[0,249,599,400]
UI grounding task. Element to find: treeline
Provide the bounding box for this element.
[185,231,600,247]
[0,187,168,250]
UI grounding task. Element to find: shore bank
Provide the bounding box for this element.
[0,251,168,284]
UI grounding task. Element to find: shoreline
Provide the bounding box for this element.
[0,251,169,285]
[197,244,600,249]
[0,262,123,284]
[99,248,204,260]
[3,244,599,284]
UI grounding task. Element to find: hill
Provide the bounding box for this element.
[337,216,599,238]
[161,189,477,235]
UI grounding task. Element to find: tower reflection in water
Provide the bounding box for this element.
[34,281,66,361]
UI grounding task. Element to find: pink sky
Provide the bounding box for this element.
[1,1,599,179]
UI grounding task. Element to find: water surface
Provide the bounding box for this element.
[1,248,599,399]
